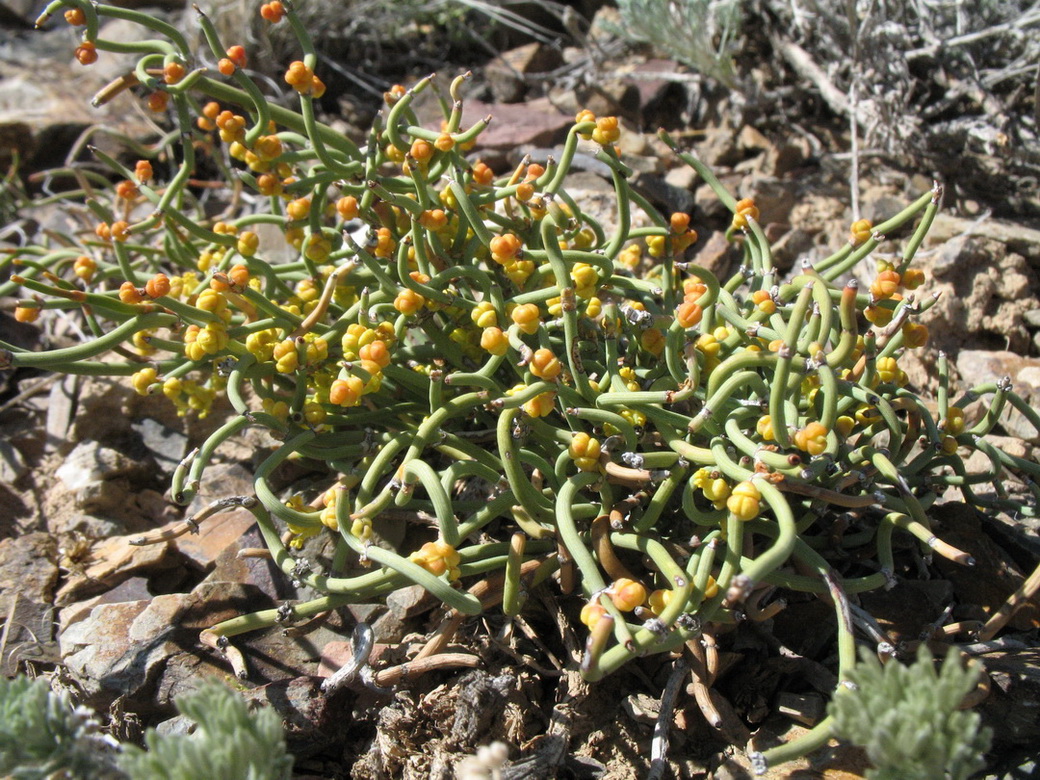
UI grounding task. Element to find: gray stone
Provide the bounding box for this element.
[955,350,1040,442]
[386,583,437,619]
[56,440,137,492]
[153,714,195,738]
[59,575,154,634]
[132,417,188,476]
[547,80,640,123]
[44,375,77,453]
[201,526,296,600]
[0,594,59,675]
[486,42,562,103]
[54,440,155,515]
[0,532,58,609]
[0,439,26,484]
[49,513,123,539]
[630,171,696,216]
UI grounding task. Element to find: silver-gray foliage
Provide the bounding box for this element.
[769,0,1040,163]
[0,675,119,780]
[828,646,992,780]
[613,0,743,87]
[118,682,293,780]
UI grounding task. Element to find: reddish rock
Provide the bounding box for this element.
[175,462,260,569]
[60,581,275,709]
[460,97,572,151]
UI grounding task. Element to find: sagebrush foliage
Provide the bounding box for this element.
[118,682,293,780]
[0,675,117,780]
[829,646,992,780]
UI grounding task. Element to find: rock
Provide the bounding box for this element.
[59,575,155,634]
[563,170,655,239]
[0,0,36,28]
[461,97,573,151]
[0,532,58,609]
[242,677,351,759]
[628,59,688,127]
[152,714,195,738]
[917,236,1039,355]
[629,171,695,217]
[763,137,813,178]
[859,579,955,642]
[175,463,259,569]
[693,119,742,167]
[548,80,640,123]
[770,227,816,271]
[664,164,698,193]
[954,350,1040,442]
[55,533,175,606]
[55,443,133,490]
[54,439,156,515]
[386,583,437,620]
[963,435,1034,477]
[0,594,60,675]
[929,213,1040,262]
[485,43,562,103]
[0,24,157,176]
[68,377,138,446]
[689,231,741,278]
[51,513,124,539]
[737,124,771,154]
[131,417,188,476]
[931,504,1040,630]
[44,375,78,452]
[201,525,296,601]
[745,177,799,227]
[60,599,154,707]
[154,587,344,707]
[60,581,274,710]
[0,438,26,484]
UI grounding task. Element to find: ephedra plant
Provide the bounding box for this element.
[3,0,1038,771]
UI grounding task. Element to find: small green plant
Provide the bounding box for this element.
[828,646,992,780]
[118,682,292,780]
[612,0,743,87]
[0,674,118,780]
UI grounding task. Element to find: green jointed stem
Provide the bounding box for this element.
[7,10,1028,773]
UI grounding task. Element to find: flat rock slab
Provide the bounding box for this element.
[60,581,271,710]
[0,532,58,609]
[460,97,572,150]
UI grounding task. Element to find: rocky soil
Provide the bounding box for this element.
[1,2,1039,778]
